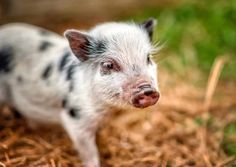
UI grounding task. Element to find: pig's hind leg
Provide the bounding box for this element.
[0,43,15,106]
[0,81,8,105]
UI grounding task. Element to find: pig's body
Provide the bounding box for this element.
[0,20,160,167]
[0,24,72,123]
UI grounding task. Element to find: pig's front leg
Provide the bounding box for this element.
[61,108,101,167]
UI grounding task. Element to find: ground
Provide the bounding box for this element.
[0,67,236,167]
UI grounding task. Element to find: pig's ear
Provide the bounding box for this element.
[139,18,157,40]
[64,29,95,61]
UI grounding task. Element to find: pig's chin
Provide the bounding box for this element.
[131,98,157,108]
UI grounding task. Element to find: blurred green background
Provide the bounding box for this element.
[1,0,235,79]
[129,0,236,79]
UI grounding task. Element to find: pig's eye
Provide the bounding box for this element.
[100,60,121,75]
[100,61,114,75]
[102,62,114,70]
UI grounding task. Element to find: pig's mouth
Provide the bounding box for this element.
[131,85,160,108]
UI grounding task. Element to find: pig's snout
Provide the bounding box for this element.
[131,83,160,108]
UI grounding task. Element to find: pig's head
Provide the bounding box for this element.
[64,18,160,108]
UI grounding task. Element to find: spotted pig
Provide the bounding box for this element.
[0,18,160,167]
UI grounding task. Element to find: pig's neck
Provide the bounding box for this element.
[63,61,108,112]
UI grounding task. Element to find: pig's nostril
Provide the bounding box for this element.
[144,89,154,96]
[132,90,160,108]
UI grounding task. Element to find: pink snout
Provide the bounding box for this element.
[132,84,160,108]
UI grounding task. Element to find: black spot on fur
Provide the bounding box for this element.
[59,52,71,71]
[94,41,107,54]
[0,46,14,73]
[86,40,107,56]
[69,82,74,92]
[42,64,53,79]
[62,98,67,108]
[39,40,53,51]
[68,108,80,118]
[78,39,107,58]
[66,65,76,81]
[17,76,23,83]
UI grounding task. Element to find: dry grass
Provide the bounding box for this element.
[0,62,236,166]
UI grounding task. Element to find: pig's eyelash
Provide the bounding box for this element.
[149,41,165,62]
[150,41,164,55]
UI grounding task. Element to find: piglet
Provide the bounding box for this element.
[0,18,160,167]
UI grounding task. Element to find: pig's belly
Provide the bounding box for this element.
[10,79,63,124]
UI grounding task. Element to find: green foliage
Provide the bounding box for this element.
[223,122,236,155]
[194,115,214,127]
[222,140,236,155]
[224,123,236,136]
[129,0,236,77]
[194,116,204,126]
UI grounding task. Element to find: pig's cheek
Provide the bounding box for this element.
[147,68,157,88]
[121,82,135,103]
[151,77,158,89]
[121,91,132,103]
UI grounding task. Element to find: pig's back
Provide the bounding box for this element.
[0,24,72,121]
[0,23,67,62]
